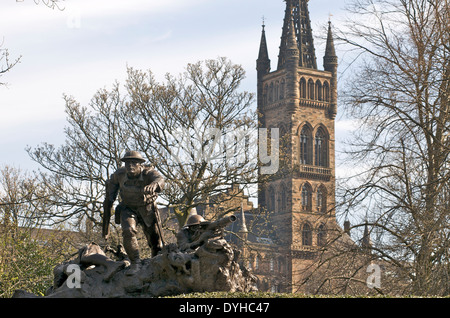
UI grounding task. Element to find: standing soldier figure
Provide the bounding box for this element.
[102,151,165,275]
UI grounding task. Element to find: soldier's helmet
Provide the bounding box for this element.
[120,150,146,163]
[185,214,205,227]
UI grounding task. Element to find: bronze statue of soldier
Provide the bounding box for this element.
[177,214,236,252]
[102,151,165,275]
[176,215,209,252]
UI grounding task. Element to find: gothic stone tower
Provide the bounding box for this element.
[257,0,338,292]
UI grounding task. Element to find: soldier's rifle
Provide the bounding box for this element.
[204,215,237,232]
[191,215,237,243]
[102,199,112,239]
[144,190,166,247]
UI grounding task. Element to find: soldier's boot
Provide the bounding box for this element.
[126,261,141,276]
[150,242,162,258]
[146,226,163,258]
[103,260,126,282]
[123,228,141,276]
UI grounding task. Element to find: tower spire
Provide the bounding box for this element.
[362,222,373,250]
[285,14,300,112]
[257,21,271,129]
[278,0,317,70]
[323,20,338,119]
[323,21,337,70]
[254,0,339,294]
[257,21,271,77]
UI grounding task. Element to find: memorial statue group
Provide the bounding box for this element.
[14,151,253,298]
[101,150,235,276]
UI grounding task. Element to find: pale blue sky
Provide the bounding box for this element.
[0,0,351,170]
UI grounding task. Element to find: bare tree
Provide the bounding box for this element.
[27,57,257,240]
[335,0,449,295]
[0,43,21,86]
[124,57,257,225]
[1,1,65,86]
[15,0,65,10]
[0,165,51,228]
[27,83,132,233]
[0,165,73,297]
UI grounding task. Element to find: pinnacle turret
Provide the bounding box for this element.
[278,0,317,70]
[323,21,338,72]
[257,23,271,77]
[323,20,338,119]
[362,222,373,250]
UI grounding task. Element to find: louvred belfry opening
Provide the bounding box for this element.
[278,0,317,70]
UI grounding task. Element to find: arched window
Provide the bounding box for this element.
[280,79,285,99]
[280,185,287,212]
[263,84,268,106]
[299,78,306,99]
[323,81,330,102]
[302,223,312,246]
[277,257,285,273]
[315,80,323,101]
[277,193,281,213]
[316,185,327,213]
[299,126,312,164]
[315,127,328,167]
[301,183,312,211]
[317,224,327,246]
[269,82,274,103]
[275,81,279,101]
[308,79,315,100]
[268,187,276,212]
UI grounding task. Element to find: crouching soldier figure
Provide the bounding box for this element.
[177,214,236,252]
[102,151,165,275]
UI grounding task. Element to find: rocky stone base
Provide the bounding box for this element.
[13,238,257,298]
